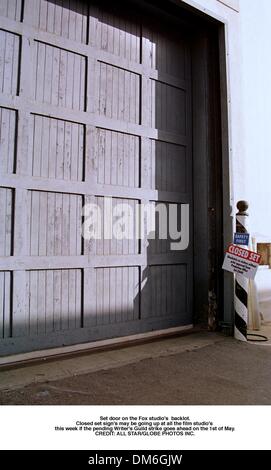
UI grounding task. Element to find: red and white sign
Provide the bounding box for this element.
[222,244,261,279]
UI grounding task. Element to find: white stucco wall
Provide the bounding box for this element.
[239,0,271,239]
[182,0,271,239]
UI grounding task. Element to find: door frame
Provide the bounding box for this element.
[137,0,232,329]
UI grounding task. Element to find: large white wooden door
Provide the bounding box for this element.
[0,0,193,355]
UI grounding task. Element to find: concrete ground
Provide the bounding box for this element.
[0,328,271,405]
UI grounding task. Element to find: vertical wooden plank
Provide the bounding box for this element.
[121,267,127,322]
[56,119,64,179]
[86,57,97,114]
[111,130,117,186]
[134,266,140,320]
[117,67,124,122]
[123,69,130,124]
[3,272,11,337]
[127,267,134,321]
[128,199,134,255]
[51,46,60,107]
[61,1,69,39]
[119,132,124,186]
[126,267,133,321]
[38,191,47,256]
[104,128,111,185]
[43,43,53,105]
[66,51,75,109]
[96,268,103,325]
[0,108,16,175]
[77,1,84,44]
[85,125,97,184]
[23,0,39,27]
[157,141,162,193]
[1,31,19,96]
[48,117,56,179]
[61,269,69,330]
[68,193,77,257]
[130,17,136,63]
[97,128,104,185]
[62,194,69,256]
[128,134,133,188]
[112,13,119,58]
[109,266,116,324]
[46,0,55,35]
[106,10,114,55]
[16,111,31,176]
[0,272,4,337]
[13,188,28,256]
[37,270,46,334]
[167,264,172,316]
[122,133,128,187]
[140,265,149,320]
[83,194,94,258]
[88,2,99,47]
[77,122,84,181]
[68,269,76,329]
[46,269,54,333]
[110,197,117,256]
[12,270,27,337]
[0,30,5,93]
[123,199,129,256]
[70,121,78,181]
[68,1,76,43]
[116,11,123,58]
[29,191,39,255]
[38,0,48,31]
[53,0,62,37]
[34,42,46,103]
[32,115,42,177]
[111,63,118,122]
[40,116,49,178]
[160,265,166,317]
[95,197,102,256]
[83,267,96,327]
[115,267,122,323]
[98,62,106,117]
[141,137,150,190]
[75,269,82,328]
[76,194,82,255]
[58,48,67,108]
[46,192,54,256]
[63,121,71,180]
[55,192,63,256]
[29,270,38,336]
[53,269,61,331]
[0,188,12,256]
[0,0,8,19]
[79,55,86,112]
[103,267,110,325]
[0,109,7,174]
[151,140,156,190]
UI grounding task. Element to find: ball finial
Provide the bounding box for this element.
[237,200,249,215]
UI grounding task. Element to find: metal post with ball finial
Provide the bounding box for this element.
[234,201,249,341]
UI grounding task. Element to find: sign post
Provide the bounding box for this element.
[234,201,249,341]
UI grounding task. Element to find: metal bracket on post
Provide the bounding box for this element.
[234,200,249,341]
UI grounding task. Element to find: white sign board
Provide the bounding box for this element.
[222,244,261,280]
